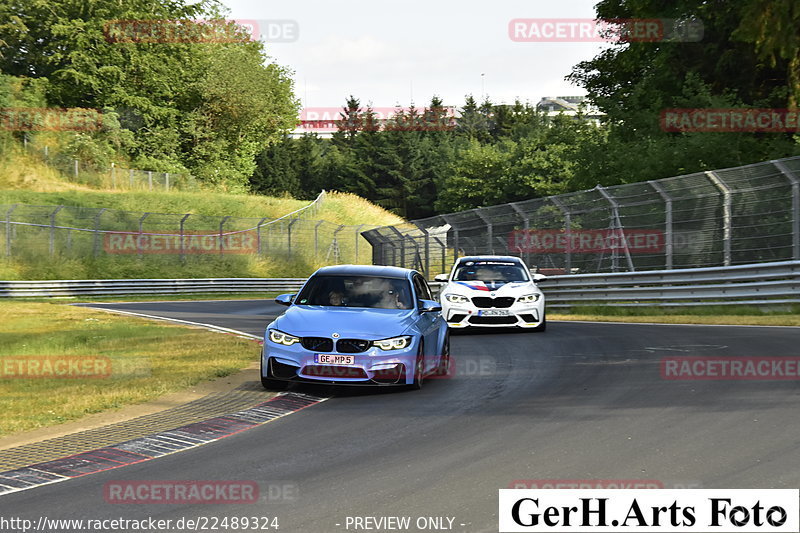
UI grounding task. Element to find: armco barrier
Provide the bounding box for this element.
[3,261,798,306]
[0,278,305,298]
[537,260,800,308]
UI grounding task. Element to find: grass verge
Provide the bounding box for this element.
[0,301,261,436]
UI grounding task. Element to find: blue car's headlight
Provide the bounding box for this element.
[518,293,541,303]
[268,329,300,346]
[444,294,469,304]
[373,335,413,351]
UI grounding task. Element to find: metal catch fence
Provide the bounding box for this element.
[1,191,379,272]
[363,156,800,278]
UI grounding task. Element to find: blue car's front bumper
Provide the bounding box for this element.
[263,340,419,386]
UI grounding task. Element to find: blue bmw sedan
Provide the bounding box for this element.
[261,265,449,390]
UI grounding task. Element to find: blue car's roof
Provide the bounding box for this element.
[312,264,415,279]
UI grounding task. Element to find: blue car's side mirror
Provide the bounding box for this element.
[419,299,442,313]
[275,293,295,306]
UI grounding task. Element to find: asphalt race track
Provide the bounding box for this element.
[3,300,800,532]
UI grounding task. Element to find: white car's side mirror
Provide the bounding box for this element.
[532,273,548,283]
[433,273,449,282]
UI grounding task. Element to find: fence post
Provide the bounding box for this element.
[388,226,407,267]
[551,197,572,274]
[44,145,49,159]
[287,219,298,259]
[440,214,459,263]
[354,224,365,263]
[111,163,116,189]
[433,236,447,274]
[706,171,732,266]
[165,172,170,191]
[219,216,231,256]
[73,160,79,179]
[474,209,493,254]
[49,205,64,256]
[314,220,324,257]
[772,159,800,260]
[649,180,673,269]
[138,213,150,257]
[331,225,344,263]
[148,171,153,191]
[180,213,190,263]
[5,204,18,257]
[93,208,107,258]
[596,185,635,272]
[256,217,268,256]
[509,202,530,264]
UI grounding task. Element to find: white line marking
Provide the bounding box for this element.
[80,307,264,341]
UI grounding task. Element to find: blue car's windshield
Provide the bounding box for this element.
[295,275,414,310]
[453,261,530,283]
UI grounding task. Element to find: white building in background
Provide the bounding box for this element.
[536,96,605,125]
[287,98,603,138]
[289,106,459,138]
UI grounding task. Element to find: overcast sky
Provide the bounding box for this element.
[220,0,609,110]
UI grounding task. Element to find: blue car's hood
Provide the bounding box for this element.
[270,305,418,339]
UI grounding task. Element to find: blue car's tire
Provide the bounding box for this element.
[261,357,288,391]
[436,333,451,376]
[409,342,424,390]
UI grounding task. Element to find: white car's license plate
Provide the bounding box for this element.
[315,354,355,365]
[478,309,510,317]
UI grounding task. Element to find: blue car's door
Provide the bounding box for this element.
[412,274,441,373]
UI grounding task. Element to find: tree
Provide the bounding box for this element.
[0,0,298,188]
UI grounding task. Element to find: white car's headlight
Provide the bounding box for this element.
[373,335,413,351]
[268,329,300,346]
[444,293,470,304]
[518,293,541,303]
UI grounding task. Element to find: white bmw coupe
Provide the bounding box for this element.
[435,255,546,330]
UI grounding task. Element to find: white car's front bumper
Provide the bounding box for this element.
[443,299,544,328]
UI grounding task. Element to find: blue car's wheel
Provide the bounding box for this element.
[409,341,424,390]
[436,332,451,376]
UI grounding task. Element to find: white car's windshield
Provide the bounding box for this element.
[453,261,530,283]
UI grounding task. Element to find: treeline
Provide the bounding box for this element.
[250,96,600,218]
[1,0,798,215]
[252,0,800,219]
[0,0,297,190]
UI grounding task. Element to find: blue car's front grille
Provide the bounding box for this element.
[301,337,334,352]
[336,339,371,353]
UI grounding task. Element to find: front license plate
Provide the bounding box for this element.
[315,354,355,365]
[478,309,510,317]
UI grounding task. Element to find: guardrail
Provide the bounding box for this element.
[537,260,800,308]
[0,278,306,298]
[3,261,798,306]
